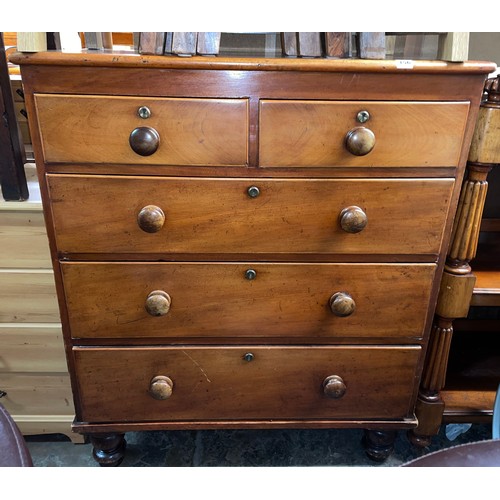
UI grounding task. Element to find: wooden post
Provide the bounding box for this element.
[325,33,352,58]
[357,32,386,59]
[409,76,500,447]
[197,33,221,55]
[281,32,298,57]
[172,33,198,56]
[438,32,469,62]
[297,32,323,57]
[139,33,166,55]
[16,32,47,52]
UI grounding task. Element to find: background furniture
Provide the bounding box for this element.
[0,402,33,467]
[410,74,500,446]
[12,49,494,465]
[0,33,79,442]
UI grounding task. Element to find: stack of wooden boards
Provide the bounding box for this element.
[15,32,470,61]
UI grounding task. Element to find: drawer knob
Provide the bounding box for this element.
[345,127,375,156]
[339,206,367,234]
[329,292,356,317]
[129,126,160,156]
[145,290,171,316]
[323,375,347,399]
[149,375,174,400]
[137,205,165,233]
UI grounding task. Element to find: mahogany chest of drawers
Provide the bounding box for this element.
[11,51,494,465]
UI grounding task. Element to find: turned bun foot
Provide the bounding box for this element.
[90,433,127,467]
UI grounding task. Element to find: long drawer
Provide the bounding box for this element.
[73,345,421,422]
[259,100,469,167]
[34,94,249,166]
[47,175,454,256]
[61,262,436,340]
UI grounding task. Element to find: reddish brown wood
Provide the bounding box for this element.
[13,51,494,464]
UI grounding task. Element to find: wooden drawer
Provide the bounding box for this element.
[259,100,469,167]
[61,262,436,340]
[73,345,421,422]
[47,175,454,256]
[34,94,248,166]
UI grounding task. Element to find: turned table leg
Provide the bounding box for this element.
[90,433,127,466]
[362,429,398,462]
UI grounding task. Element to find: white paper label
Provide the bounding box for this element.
[396,59,414,69]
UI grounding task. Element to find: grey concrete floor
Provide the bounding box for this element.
[25,423,493,467]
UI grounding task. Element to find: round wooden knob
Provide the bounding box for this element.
[329,292,356,317]
[137,205,165,233]
[345,127,375,156]
[129,126,160,156]
[323,375,347,399]
[145,290,171,316]
[149,375,173,400]
[339,206,367,233]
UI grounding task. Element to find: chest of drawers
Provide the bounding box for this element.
[11,51,494,465]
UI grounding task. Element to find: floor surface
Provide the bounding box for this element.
[25,422,492,467]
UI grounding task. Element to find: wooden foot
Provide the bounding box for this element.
[90,433,126,467]
[407,429,432,449]
[362,429,397,462]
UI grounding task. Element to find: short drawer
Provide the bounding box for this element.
[47,175,454,256]
[73,345,421,422]
[61,262,436,340]
[259,100,469,167]
[34,94,248,166]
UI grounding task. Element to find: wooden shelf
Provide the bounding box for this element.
[442,323,500,422]
[470,233,500,306]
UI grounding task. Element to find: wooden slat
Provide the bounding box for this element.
[0,324,66,372]
[442,389,496,421]
[0,210,52,268]
[172,32,198,56]
[138,33,165,55]
[0,270,59,323]
[357,32,385,59]
[471,269,500,306]
[0,372,74,416]
[197,33,221,55]
[325,33,352,58]
[438,32,469,62]
[14,415,84,443]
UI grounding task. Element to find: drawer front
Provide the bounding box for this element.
[48,175,454,255]
[259,100,469,167]
[73,346,421,422]
[61,262,436,340]
[34,94,248,166]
